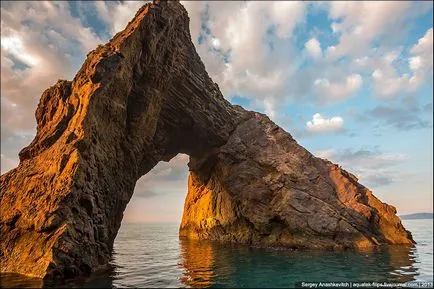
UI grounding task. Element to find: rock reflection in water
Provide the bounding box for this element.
[0,267,115,289]
[0,235,422,288]
[0,273,43,288]
[178,239,419,288]
[178,238,216,288]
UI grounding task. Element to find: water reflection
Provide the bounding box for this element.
[0,268,115,289]
[178,238,216,287]
[0,221,428,288]
[0,273,43,288]
[178,239,419,288]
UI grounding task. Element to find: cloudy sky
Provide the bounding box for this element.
[1,1,433,223]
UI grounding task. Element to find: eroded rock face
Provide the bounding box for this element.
[180,114,414,249]
[0,1,413,281]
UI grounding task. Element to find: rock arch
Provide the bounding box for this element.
[0,1,413,280]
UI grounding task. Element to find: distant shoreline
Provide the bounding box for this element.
[400,213,433,220]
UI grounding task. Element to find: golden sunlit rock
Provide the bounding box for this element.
[179,115,414,249]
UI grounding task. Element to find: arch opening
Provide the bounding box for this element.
[122,154,189,224]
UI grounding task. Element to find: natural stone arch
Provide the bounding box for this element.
[0,1,413,281]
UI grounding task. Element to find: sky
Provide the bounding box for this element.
[1,1,433,224]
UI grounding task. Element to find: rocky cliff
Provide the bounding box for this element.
[0,1,413,281]
[180,114,413,249]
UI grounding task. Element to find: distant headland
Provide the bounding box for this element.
[400,213,433,220]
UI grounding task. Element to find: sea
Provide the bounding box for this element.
[1,219,432,288]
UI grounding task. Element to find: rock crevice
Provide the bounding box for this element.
[0,1,413,280]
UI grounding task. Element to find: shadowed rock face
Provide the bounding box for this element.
[0,1,413,281]
[180,116,413,249]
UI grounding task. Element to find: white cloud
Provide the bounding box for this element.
[409,56,422,71]
[371,69,411,97]
[94,1,146,37]
[327,1,431,59]
[411,27,433,55]
[353,56,370,67]
[370,28,433,98]
[306,113,344,133]
[359,48,408,97]
[408,27,433,85]
[182,1,307,109]
[263,98,276,118]
[314,74,362,102]
[1,35,40,66]
[305,37,322,59]
[180,2,430,113]
[269,1,306,39]
[322,3,432,100]
[211,37,221,49]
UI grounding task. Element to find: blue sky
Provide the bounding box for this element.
[1,1,433,223]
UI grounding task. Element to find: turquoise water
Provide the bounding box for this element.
[1,219,432,288]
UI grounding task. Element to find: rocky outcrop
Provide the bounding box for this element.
[0,0,413,281]
[180,114,413,249]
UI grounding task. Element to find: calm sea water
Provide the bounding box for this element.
[1,219,433,288]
